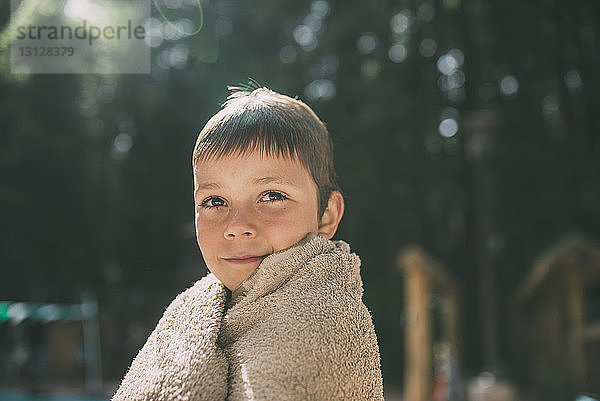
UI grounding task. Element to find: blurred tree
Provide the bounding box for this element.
[1,0,599,395]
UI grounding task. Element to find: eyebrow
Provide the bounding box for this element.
[195,182,222,191]
[195,176,298,192]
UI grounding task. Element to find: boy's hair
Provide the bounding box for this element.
[192,85,340,218]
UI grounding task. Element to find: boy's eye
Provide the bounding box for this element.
[260,191,288,203]
[200,196,227,209]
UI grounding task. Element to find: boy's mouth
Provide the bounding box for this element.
[222,255,268,264]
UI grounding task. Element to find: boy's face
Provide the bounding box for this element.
[193,151,321,291]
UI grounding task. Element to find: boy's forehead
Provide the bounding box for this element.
[193,151,316,190]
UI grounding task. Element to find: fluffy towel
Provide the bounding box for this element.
[112,233,384,400]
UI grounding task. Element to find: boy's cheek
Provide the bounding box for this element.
[195,225,216,244]
[195,212,223,229]
[194,220,215,246]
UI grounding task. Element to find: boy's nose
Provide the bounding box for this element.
[224,209,257,239]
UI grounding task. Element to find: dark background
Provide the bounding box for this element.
[1,0,599,399]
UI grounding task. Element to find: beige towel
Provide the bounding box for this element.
[113,233,384,400]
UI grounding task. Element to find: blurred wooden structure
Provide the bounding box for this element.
[517,234,600,395]
[47,323,83,379]
[397,246,461,401]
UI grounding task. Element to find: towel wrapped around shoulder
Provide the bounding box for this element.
[112,233,384,400]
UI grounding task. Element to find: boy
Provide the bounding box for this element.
[112,85,384,400]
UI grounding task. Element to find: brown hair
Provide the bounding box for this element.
[192,86,340,218]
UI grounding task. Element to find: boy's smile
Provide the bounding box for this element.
[193,151,322,291]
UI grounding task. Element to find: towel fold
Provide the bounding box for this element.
[113,233,384,400]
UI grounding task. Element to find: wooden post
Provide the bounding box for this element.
[399,247,462,401]
[402,251,432,401]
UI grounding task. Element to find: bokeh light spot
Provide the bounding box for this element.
[305,79,336,101]
[390,11,411,35]
[357,33,377,55]
[114,133,133,153]
[417,3,435,22]
[437,54,458,75]
[144,18,164,48]
[311,0,330,18]
[279,45,298,64]
[564,70,582,92]
[304,14,323,32]
[388,44,407,63]
[419,38,437,57]
[438,118,458,138]
[166,44,189,69]
[499,75,519,96]
[294,25,315,47]
[448,48,464,66]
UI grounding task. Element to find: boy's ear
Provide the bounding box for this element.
[317,191,345,239]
